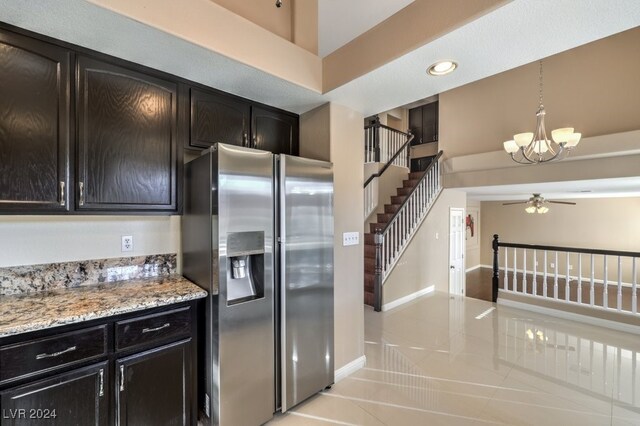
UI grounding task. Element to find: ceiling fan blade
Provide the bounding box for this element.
[502,201,528,205]
[548,200,577,205]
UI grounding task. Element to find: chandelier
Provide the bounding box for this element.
[503,61,581,164]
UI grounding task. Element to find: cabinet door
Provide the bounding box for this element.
[116,339,191,426]
[0,362,108,426]
[189,88,249,149]
[408,106,423,145]
[251,106,298,155]
[0,31,70,212]
[76,56,178,211]
[422,101,439,143]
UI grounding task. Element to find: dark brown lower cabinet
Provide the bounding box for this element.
[0,302,197,426]
[116,340,191,426]
[0,362,109,426]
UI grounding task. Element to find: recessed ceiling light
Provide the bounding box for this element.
[427,60,457,76]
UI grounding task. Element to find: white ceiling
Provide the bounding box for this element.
[317,0,414,57]
[1,0,639,117]
[464,177,640,201]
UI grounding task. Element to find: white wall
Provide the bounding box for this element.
[0,216,181,269]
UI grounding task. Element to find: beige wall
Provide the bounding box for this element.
[0,216,181,268]
[88,0,322,92]
[364,164,408,229]
[300,102,365,371]
[383,189,467,304]
[440,27,640,159]
[480,197,640,281]
[292,0,318,55]
[466,199,481,269]
[210,0,292,41]
[300,103,330,160]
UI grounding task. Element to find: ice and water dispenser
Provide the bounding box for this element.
[226,231,265,305]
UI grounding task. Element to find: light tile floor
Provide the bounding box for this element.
[268,292,640,425]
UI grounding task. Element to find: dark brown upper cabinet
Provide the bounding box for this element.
[0,32,71,212]
[188,88,250,149]
[409,101,438,145]
[251,106,299,156]
[76,56,178,212]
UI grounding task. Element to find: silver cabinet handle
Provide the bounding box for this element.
[120,365,125,392]
[99,368,104,396]
[59,181,65,206]
[36,345,77,360]
[78,182,85,206]
[243,132,248,147]
[142,323,170,333]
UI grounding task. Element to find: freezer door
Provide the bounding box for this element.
[279,155,334,412]
[216,143,275,426]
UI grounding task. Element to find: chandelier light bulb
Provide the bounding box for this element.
[551,128,574,143]
[503,140,519,153]
[565,133,582,148]
[514,132,533,147]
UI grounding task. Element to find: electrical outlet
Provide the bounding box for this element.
[342,232,359,246]
[121,235,133,252]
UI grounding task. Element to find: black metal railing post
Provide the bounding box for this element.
[374,229,383,312]
[406,129,412,168]
[492,234,499,303]
[373,115,381,162]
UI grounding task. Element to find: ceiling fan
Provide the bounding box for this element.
[502,193,576,214]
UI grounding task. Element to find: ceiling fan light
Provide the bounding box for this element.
[503,140,519,153]
[565,133,582,148]
[514,132,534,147]
[531,140,549,154]
[525,206,536,214]
[538,206,549,214]
[551,128,574,143]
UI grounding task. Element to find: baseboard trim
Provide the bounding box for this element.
[382,285,435,312]
[465,264,482,273]
[497,297,640,335]
[334,355,366,383]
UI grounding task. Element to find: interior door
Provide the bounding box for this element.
[279,155,334,412]
[449,208,465,295]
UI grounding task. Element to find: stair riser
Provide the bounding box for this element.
[403,179,419,188]
[384,204,400,214]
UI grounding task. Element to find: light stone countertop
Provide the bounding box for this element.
[0,275,207,338]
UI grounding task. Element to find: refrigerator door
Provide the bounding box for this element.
[279,155,334,412]
[216,144,275,426]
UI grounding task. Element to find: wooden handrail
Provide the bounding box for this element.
[363,133,414,188]
[496,241,640,258]
[379,151,443,234]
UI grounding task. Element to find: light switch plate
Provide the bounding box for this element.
[342,232,359,246]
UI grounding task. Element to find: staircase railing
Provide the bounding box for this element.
[364,117,414,219]
[372,151,443,311]
[491,235,640,317]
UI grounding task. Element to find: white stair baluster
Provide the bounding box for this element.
[554,252,559,299]
[633,258,637,314]
[565,252,570,302]
[590,254,595,306]
[603,256,608,309]
[617,256,622,312]
[543,251,548,297]
[578,253,582,304]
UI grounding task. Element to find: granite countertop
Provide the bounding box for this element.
[0,275,208,338]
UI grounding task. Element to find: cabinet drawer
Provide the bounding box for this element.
[115,307,191,351]
[0,325,108,383]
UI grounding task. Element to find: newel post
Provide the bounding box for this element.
[406,129,412,168]
[374,228,383,312]
[373,115,381,163]
[492,234,499,303]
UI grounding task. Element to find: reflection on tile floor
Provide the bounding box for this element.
[268,292,640,425]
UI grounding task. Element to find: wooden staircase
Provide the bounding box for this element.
[364,171,425,306]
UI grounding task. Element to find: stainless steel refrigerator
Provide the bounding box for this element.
[182,143,334,426]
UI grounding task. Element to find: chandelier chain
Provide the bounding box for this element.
[538,60,543,107]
